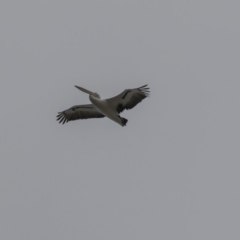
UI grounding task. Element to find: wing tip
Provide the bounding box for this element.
[139,84,150,97]
[139,84,148,88]
[56,112,68,124]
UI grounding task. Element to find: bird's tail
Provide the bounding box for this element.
[121,117,128,127]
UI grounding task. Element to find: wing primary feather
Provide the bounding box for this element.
[59,117,64,124]
[63,118,67,124]
[139,84,148,88]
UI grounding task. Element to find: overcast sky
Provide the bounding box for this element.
[1,1,240,239]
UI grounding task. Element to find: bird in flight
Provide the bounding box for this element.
[57,85,150,127]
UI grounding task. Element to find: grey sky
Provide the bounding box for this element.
[1,1,240,239]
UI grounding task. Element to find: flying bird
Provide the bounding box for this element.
[56,85,150,127]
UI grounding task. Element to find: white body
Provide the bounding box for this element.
[89,95,122,126]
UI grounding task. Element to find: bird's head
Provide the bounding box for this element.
[75,85,101,99]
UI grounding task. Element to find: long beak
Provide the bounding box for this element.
[75,85,94,95]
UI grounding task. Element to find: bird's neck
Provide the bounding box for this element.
[89,94,100,101]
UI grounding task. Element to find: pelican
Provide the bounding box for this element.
[56,84,150,127]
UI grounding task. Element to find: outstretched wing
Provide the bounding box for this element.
[106,85,150,113]
[56,104,105,124]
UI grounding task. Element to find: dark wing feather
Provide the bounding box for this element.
[56,104,105,124]
[106,85,150,113]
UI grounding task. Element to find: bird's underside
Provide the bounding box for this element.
[56,84,150,126]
